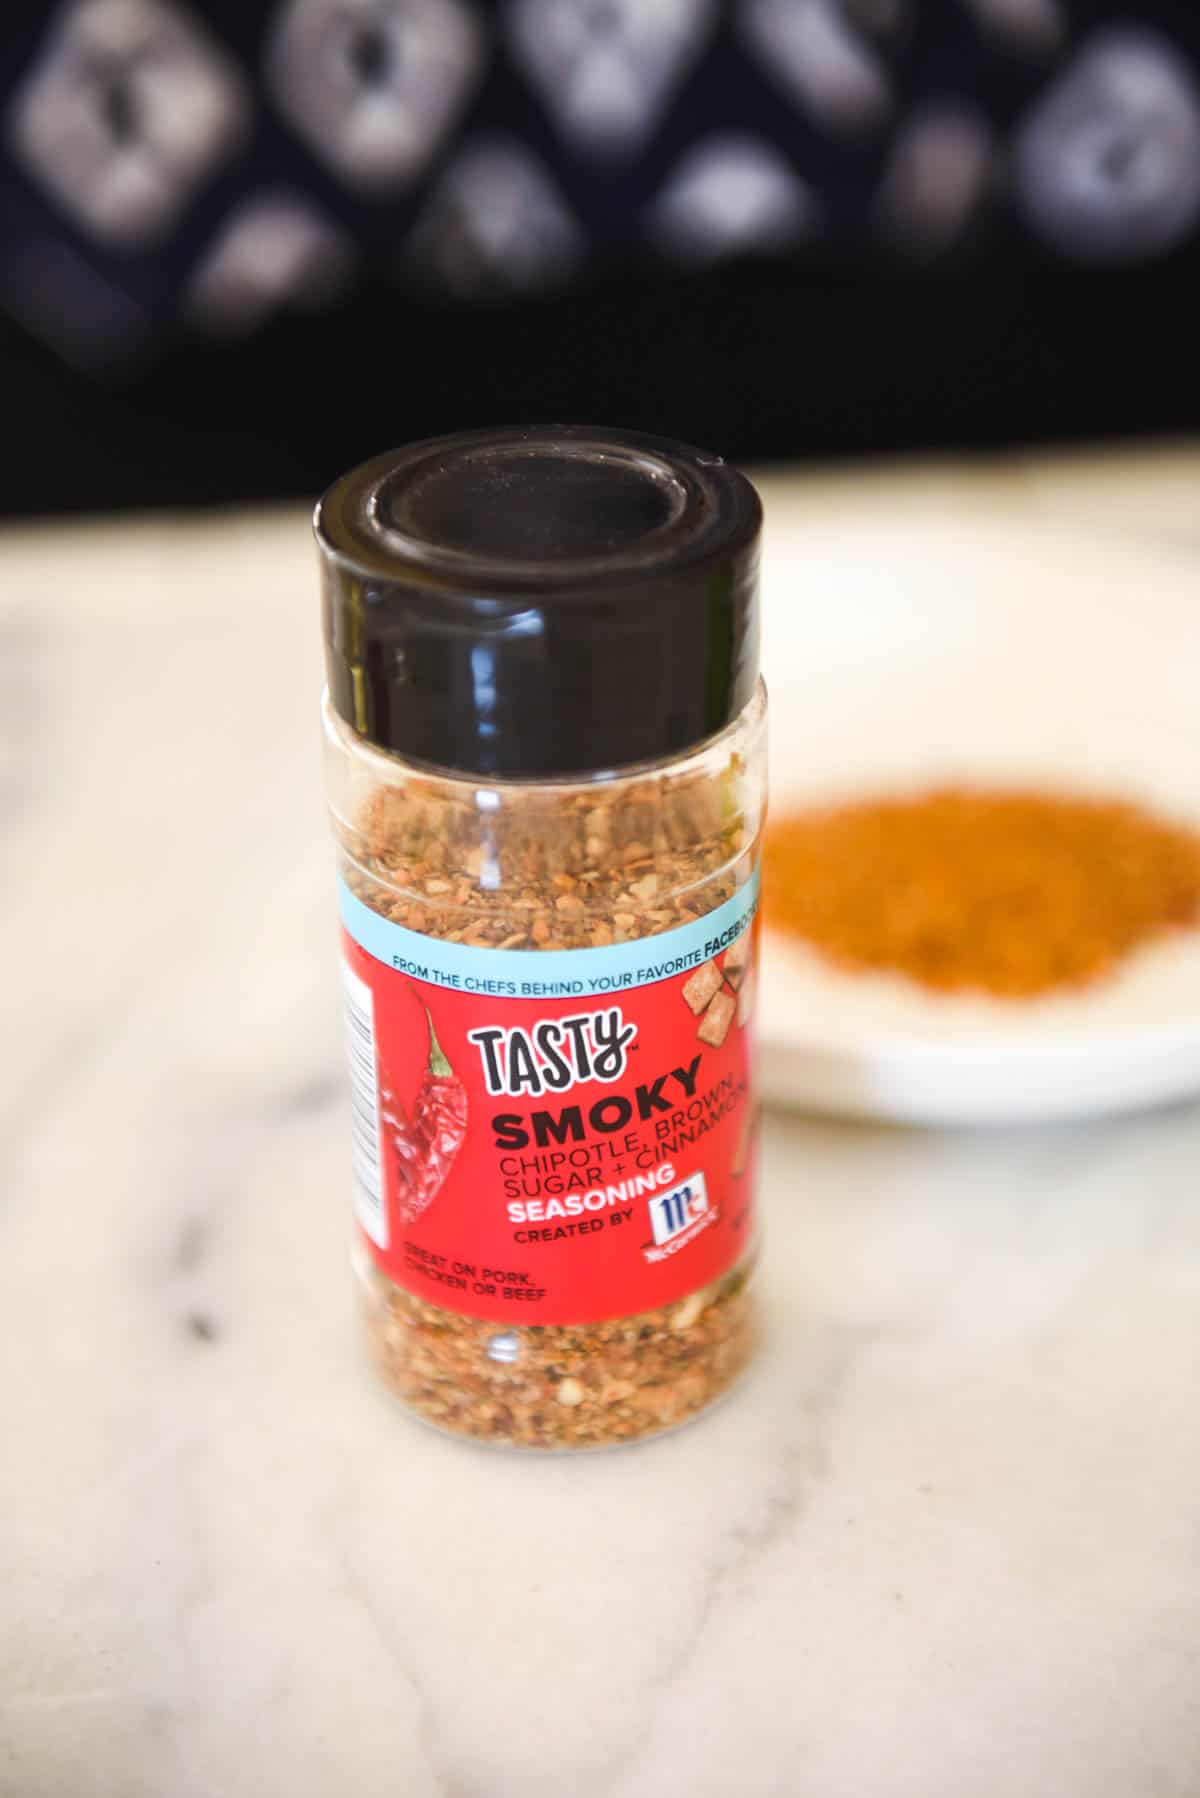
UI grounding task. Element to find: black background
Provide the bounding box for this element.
[2,0,1198,516]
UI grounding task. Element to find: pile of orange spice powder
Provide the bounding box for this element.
[764,787,1200,998]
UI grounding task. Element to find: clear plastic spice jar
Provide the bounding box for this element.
[317,427,766,1448]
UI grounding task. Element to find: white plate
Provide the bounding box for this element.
[756,502,1200,1124]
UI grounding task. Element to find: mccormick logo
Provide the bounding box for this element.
[644,1172,718,1262]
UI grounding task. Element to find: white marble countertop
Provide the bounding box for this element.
[5,445,1200,1798]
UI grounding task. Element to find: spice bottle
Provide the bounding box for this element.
[317,426,766,1448]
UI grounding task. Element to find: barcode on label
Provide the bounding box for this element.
[342,959,387,1249]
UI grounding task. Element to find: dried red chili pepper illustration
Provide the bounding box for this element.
[384,1009,468,1224]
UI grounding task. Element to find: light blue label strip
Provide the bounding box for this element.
[339,867,759,997]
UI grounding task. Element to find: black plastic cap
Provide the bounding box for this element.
[315,425,762,779]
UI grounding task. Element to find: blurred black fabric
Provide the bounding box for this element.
[2,0,1199,516]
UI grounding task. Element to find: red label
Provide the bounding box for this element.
[339,887,759,1326]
